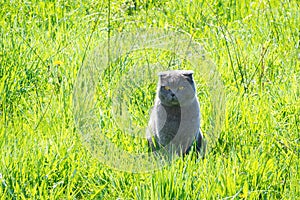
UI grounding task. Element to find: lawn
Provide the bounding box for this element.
[0,0,299,199]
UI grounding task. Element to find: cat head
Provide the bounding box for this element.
[158,70,196,107]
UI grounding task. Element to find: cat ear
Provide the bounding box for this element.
[182,70,194,83]
[158,72,168,77]
[182,70,194,77]
[158,72,168,81]
[158,70,194,77]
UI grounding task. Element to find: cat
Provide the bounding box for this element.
[147,70,206,157]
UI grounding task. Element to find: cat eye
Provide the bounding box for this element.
[163,86,171,91]
[178,86,185,90]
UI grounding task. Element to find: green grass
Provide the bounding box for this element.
[1,0,299,199]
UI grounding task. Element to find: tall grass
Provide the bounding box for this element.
[0,0,299,199]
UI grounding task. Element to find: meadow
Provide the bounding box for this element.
[0,0,299,199]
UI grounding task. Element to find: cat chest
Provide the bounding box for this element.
[156,106,199,129]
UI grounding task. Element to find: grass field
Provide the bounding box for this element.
[1,0,299,199]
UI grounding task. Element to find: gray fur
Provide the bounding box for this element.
[147,70,206,156]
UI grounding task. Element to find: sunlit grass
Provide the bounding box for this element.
[0,0,299,199]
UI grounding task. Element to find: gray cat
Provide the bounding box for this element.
[147,70,206,157]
